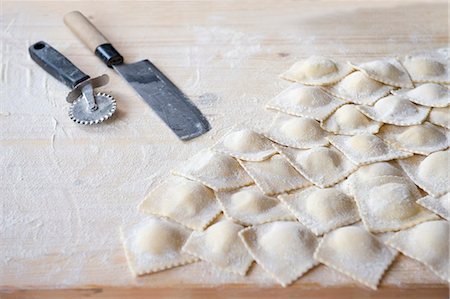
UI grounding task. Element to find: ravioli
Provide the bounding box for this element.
[417,193,449,221]
[238,154,311,195]
[392,83,450,108]
[216,185,295,225]
[181,219,253,275]
[323,71,393,105]
[263,113,329,148]
[428,106,450,129]
[402,52,449,84]
[398,150,450,197]
[386,220,449,282]
[274,144,358,188]
[314,225,397,290]
[321,104,382,135]
[266,83,346,121]
[239,221,319,287]
[356,95,430,126]
[327,134,412,165]
[138,176,221,230]
[212,128,277,161]
[351,176,438,233]
[349,58,413,88]
[343,161,405,195]
[280,56,353,85]
[278,186,359,235]
[172,149,253,191]
[377,122,449,155]
[121,217,199,276]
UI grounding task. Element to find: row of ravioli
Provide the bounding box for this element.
[120,49,449,290]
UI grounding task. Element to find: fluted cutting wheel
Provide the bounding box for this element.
[69,92,116,125]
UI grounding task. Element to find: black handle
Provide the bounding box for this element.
[28,41,90,89]
[95,43,124,68]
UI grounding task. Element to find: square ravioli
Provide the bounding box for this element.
[322,71,393,105]
[280,56,353,85]
[386,220,449,282]
[172,149,253,191]
[398,150,450,197]
[274,144,358,188]
[377,122,449,155]
[356,95,430,126]
[392,83,450,108]
[121,217,199,276]
[349,58,413,88]
[314,225,397,290]
[266,83,346,121]
[401,51,449,84]
[429,106,450,129]
[263,113,329,149]
[351,175,438,233]
[212,128,276,161]
[417,193,449,220]
[321,104,382,136]
[238,154,311,195]
[138,176,221,230]
[278,186,360,235]
[216,185,295,226]
[327,134,412,165]
[239,221,319,287]
[181,219,253,275]
[343,161,405,195]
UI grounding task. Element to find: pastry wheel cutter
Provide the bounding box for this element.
[29,41,116,125]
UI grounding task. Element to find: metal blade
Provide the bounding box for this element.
[113,60,210,140]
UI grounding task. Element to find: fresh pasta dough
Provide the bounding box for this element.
[278,186,359,235]
[327,134,412,165]
[349,58,413,88]
[216,185,295,225]
[181,219,253,275]
[212,128,277,161]
[417,193,449,221]
[398,150,450,197]
[172,149,253,191]
[121,217,198,276]
[356,95,430,126]
[377,122,449,155]
[280,56,353,85]
[392,83,450,108]
[263,113,329,148]
[321,104,382,135]
[238,154,311,195]
[387,220,449,282]
[239,221,319,287]
[428,106,450,129]
[123,50,450,288]
[401,52,449,84]
[351,175,438,233]
[266,83,346,121]
[314,225,397,290]
[274,144,358,188]
[342,161,405,195]
[138,176,221,230]
[323,71,393,105]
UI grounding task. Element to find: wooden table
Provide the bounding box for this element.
[1,1,448,298]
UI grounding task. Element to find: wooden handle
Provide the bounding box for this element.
[64,11,109,52]
[64,11,124,67]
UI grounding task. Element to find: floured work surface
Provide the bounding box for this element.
[1,0,448,297]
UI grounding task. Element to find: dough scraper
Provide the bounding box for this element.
[29,41,116,125]
[64,11,211,140]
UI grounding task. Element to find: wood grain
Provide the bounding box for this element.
[1,0,448,297]
[2,284,448,299]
